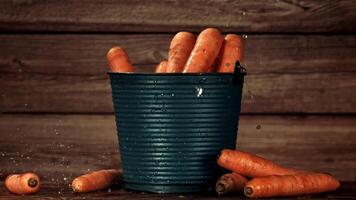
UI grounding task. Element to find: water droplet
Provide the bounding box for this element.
[63,177,67,181]
[242,11,246,15]
[195,87,203,97]
[242,34,248,39]
[171,93,175,97]
[108,188,112,192]
[24,103,28,107]
[199,77,207,84]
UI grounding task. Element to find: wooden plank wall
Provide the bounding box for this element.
[0,0,355,184]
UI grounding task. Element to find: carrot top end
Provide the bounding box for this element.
[27,178,38,188]
[244,186,253,196]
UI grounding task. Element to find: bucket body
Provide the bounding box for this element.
[109,67,245,193]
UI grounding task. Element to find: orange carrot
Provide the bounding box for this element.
[216,173,248,196]
[107,47,135,72]
[208,58,218,73]
[217,149,304,177]
[72,169,122,193]
[183,28,223,73]
[244,173,340,198]
[5,173,40,195]
[166,32,196,73]
[155,60,168,73]
[217,34,244,73]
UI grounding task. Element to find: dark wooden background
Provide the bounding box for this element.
[0,0,356,190]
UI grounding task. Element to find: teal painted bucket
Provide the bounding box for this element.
[109,64,246,193]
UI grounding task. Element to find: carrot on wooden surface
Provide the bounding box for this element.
[216,172,248,196]
[71,169,122,193]
[217,149,305,177]
[244,173,340,198]
[166,32,196,73]
[107,47,135,72]
[5,172,40,195]
[155,60,168,73]
[183,28,223,73]
[217,34,244,73]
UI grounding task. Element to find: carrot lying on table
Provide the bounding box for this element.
[72,169,122,193]
[217,34,244,73]
[216,172,248,196]
[183,28,223,73]
[155,60,168,73]
[107,47,135,72]
[167,32,196,73]
[244,173,340,198]
[217,149,304,177]
[5,172,40,195]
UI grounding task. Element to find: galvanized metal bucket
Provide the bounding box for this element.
[109,65,246,193]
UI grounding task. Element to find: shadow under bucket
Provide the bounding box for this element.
[108,64,246,193]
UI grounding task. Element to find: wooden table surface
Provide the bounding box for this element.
[0,182,355,200]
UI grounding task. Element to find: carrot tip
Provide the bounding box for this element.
[27,178,38,188]
[244,187,253,196]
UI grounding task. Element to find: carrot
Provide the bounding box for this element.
[208,58,218,73]
[244,173,340,198]
[71,169,122,193]
[5,173,40,195]
[217,149,304,177]
[166,32,196,73]
[216,173,248,196]
[155,60,168,73]
[107,47,135,72]
[217,34,244,73]
[183,28,223,73]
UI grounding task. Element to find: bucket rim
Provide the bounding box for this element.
[107,64,246,77]
[108,67,246,76]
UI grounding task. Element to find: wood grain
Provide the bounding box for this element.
[0,114,355,182]
[1,34,355,113]
[0,182,354,200]
[0,0,356,33]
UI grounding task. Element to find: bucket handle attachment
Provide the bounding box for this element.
[233,61,246,83]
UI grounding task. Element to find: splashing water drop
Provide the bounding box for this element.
[195,87,203,97]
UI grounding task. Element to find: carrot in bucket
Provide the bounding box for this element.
[183,28,223,73]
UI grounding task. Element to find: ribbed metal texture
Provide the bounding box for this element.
[109,69,245,193]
